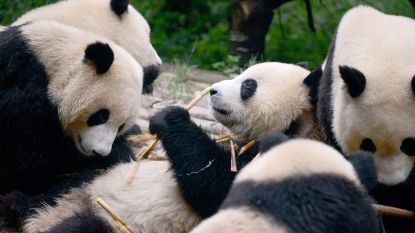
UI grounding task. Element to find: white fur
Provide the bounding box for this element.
[330,6,415,185]
[21,20,142,156]
[13,0,161,68]
[210,62,313,143]
[236,139,359,185]
[191,207,288,233]
[23,160,201,233]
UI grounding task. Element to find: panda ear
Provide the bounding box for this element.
[295,61,308,69]
[84,42,114,75]
[339,66,366,97]
[259,132,289,154]
[303,65,322,107]
[111,0,129,16]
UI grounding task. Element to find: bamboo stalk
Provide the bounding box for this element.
[230,140,237,172]
[127,86,212,183]
[374,204,415,219]
[96,198,136,233]
[238,140,256,156]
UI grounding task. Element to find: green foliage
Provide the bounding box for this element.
[1,0,414,73]
[0,0,57,24]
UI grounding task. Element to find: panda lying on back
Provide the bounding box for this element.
[12,0,161,94]
[192,133,379,233]
[0,19,143,218]
[17,62,319,233]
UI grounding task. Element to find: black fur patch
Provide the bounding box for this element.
[240,79,257,101]
[110,0,129,16]
[411,75,415,95]
[339,66,366,97]
[347,151,377,191]
[86,109,110,127]
[222,176,379,233]
[44,209,114,233]
[303,66,322,107]
[84,42,114,75]
[259,133,288,154]
[401,138,415,156]
[317,30,341,150]
[283,120,299,137]
[149,106,255,217]
[142,64,161,94]
[359,138,376,153]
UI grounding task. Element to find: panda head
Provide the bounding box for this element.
[13,0,161,94]
[236,136,360,186]
[209,62,311,143]
[52,41,142,157]
[330,5,415,185]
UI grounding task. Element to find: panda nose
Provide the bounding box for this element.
[210,88,218,96]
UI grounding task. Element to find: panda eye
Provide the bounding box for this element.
[87,109,110,127]
[360,138,376,153]
[241,79,258,101]
[401,138,415,156]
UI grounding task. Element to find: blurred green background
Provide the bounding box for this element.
[1,0,414,73]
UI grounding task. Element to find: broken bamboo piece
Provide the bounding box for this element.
[374,204,415,219]
[127,86,212,183]
[96,198,136,233]
[230,139,237,172]
[238,140,256,155]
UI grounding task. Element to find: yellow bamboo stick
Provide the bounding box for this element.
[374,204,415,219]
[96,198,136,233]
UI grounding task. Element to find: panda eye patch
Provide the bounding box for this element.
[401,138,415,156]
[87,109,110,127]
[241,79,257,101]
[360,138,376,153]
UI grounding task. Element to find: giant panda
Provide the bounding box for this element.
[315,5,415,233]
[17,62,319,233]
[0,20,143,225]
[12,0,161,94]
[191,133,379,233]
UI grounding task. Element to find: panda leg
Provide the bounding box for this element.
[150,106,246,218]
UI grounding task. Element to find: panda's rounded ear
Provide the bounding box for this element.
[111,0,129,16]
[339,65,366,97]
[84,42,114,75]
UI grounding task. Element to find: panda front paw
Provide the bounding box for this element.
[149,106,191,136]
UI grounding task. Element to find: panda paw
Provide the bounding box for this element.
[149,106,191,136]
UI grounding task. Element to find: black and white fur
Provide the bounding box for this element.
[19,62,318,233]
[151,62,320,218]
[12,0,161,94]
[0,20,142,226]
[315,6,415,232]
[191,134,379,233]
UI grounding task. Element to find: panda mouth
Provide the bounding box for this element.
[213,107,231,115]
